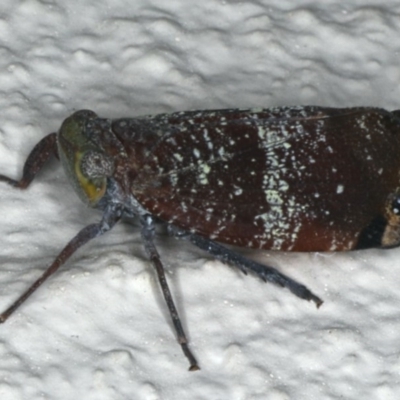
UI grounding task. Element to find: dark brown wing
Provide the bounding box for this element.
[120,107,400,251]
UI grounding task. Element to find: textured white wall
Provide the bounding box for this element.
[0,1,400,399]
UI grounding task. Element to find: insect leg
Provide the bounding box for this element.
[0,205,122,322]
[168,226,323,308]
[0,132,58,189]
[140,215,199,371]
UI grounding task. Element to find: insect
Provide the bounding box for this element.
[1,106,399,370]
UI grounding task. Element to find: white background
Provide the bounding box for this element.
[0,1,400,399]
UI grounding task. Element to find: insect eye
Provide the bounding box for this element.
[80,151,114,179]
[391,196,400,215]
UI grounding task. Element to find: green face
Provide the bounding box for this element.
[57,110,114,207]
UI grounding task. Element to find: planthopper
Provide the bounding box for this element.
[1,106,400,370]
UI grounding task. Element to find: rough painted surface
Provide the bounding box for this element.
[1,1,400,399]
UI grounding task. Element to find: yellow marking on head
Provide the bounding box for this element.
[74,152,106,206]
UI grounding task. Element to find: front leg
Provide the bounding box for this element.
[0,204,122,322]
[0,132,57,189]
